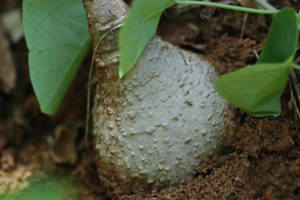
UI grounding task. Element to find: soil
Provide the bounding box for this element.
[1,0,300,200]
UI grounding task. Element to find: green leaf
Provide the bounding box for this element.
[216,61,292,117]
[23,0,90,115]
[2,175,80,200]
[258,7,298,63]
[216,8,299,117]
[119,0,175,78]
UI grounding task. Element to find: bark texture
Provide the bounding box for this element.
[84,0,227,197]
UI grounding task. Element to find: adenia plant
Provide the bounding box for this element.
[23,0,300,198]
[85,0,300,197]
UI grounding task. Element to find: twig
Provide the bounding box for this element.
[254,0,277,11]
[289,70,300,119]
[240,13,248,39]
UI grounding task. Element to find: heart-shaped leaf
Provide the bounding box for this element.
[23,0,90,115]
[258,7,298,63]
[216,61,292,117]
[119,0,175,78]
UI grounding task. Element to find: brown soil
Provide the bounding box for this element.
[1,0,300,200]
[123,2,300,200]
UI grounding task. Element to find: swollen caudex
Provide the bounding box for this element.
[84,0,227,197]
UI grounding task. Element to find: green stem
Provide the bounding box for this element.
[292,63,300,70]
[175,0,277,15]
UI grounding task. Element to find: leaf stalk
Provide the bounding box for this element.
[175,0,277,15]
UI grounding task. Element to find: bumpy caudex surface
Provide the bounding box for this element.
[83,0,227,197]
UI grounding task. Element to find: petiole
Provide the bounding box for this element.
[175,0,277,15]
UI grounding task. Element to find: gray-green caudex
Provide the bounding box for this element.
[84,0,227,197]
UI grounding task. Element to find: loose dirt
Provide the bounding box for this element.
[1,0,300,200]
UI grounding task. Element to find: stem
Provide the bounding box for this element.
[175,0,277,15]
[293,63,300,70]
[255,0,300,32]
